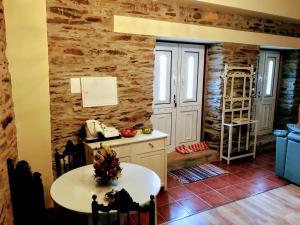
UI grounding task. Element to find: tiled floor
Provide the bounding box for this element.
[156,150,289,224]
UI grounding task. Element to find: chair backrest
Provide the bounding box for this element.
[92,189,155,225]
[7,159,46,225]
[55,139,86,177]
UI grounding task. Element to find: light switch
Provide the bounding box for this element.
[70,78,81,93]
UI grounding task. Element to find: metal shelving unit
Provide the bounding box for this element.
[220,64,258,164]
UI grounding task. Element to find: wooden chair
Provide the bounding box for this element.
[7,159,46,225]
[92,189,155,225]
[55,139,86,177]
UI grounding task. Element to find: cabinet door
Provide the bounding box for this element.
[118,156,130,163]
[133,150,165,186]
[113,145,130,157]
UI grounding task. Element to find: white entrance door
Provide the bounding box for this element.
[151,43,178,152]
[254,51,280,135]
[151,42,205,152]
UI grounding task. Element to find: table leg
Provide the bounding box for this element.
[88,215,92,225]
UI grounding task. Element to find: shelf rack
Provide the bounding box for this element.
[220,64,258,164]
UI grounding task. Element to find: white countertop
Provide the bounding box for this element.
[85,129,168,149]
[50,163,161,214]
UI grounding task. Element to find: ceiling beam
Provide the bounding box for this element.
[114,15,300,49]
[188,0,300,23]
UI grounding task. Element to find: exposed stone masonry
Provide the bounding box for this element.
[0,1,18,224]
[203,43,259,150]
[47,0,299,155]
[276,50,300,128]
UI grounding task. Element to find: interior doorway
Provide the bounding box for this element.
[151,42,205,152]
[253,50,280,136]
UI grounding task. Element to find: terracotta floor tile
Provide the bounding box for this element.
[167,175,183,188]
[130,212,164,225]
[255,168,274,176]
[178,197,211,213]
[221,174,246,185]
[234,181,262,195]
[168,185,194,201]
[198,190,230,207]
[265,175,289,185]
[212,161,227,168]
[235,168,273,181]
[216,186,248,201]
[221,164,247,174]
[260,163,275,171]
[252,177,282,192]
[157,202,190,221]
[157,213,165,224]
[185,181,212,195]
[156,191,175,206]
[202,176,230,189]
[163,150,279,224]
[233,170,255,179]
[241,162,261,169]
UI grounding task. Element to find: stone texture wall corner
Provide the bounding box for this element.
[0,0,18,224]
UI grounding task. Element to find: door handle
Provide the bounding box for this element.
[257,91,261,98]
[173,94,177,107]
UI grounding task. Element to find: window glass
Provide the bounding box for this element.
[182,52,199,102]
[265,59,274,96]
[154,50,172,104]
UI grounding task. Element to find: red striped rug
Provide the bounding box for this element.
[168,164,228,184]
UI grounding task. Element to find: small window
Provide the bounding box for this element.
[186,56,195,100]
[158,54,167,101]
[265,58,275,96]
[153,50,172,105]
[182,52,199,102]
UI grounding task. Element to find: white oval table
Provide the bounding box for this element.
[50,162,161,215]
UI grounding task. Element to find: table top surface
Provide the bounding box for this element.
[50,163,161,214]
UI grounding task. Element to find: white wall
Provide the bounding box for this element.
[3,0,53,207]
[194,0,300,21]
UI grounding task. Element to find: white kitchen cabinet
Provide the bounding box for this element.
[84,130,168,189]
[133,150,165,184]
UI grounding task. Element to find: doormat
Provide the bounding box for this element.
[168,164,228,184]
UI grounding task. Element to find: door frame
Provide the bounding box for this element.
[254,50,281,135]
[151,41,205,152]
[175,44,205,147]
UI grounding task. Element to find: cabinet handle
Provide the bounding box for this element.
[148,143,154,148]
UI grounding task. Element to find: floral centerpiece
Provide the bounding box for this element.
[93,144,122,185]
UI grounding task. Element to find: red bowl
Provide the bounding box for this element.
[120,128,137,137]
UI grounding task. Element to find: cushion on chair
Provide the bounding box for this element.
[288,132,300,143]
[286,123,300,134]
[273,129,288,137]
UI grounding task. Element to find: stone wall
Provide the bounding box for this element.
[276,50,300,128]
[203,44,224,149]
[203,43,259,150]
[46,0,299,154]
[0,1,18,224]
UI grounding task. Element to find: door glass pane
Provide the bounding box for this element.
[153,50,172,105]
[159,55,167,101]
[182,52,199,102]
[265,58,275,97]
[186,56,195,99]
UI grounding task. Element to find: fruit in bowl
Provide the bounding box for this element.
[120,128,137,137]
[142,127,153,134]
